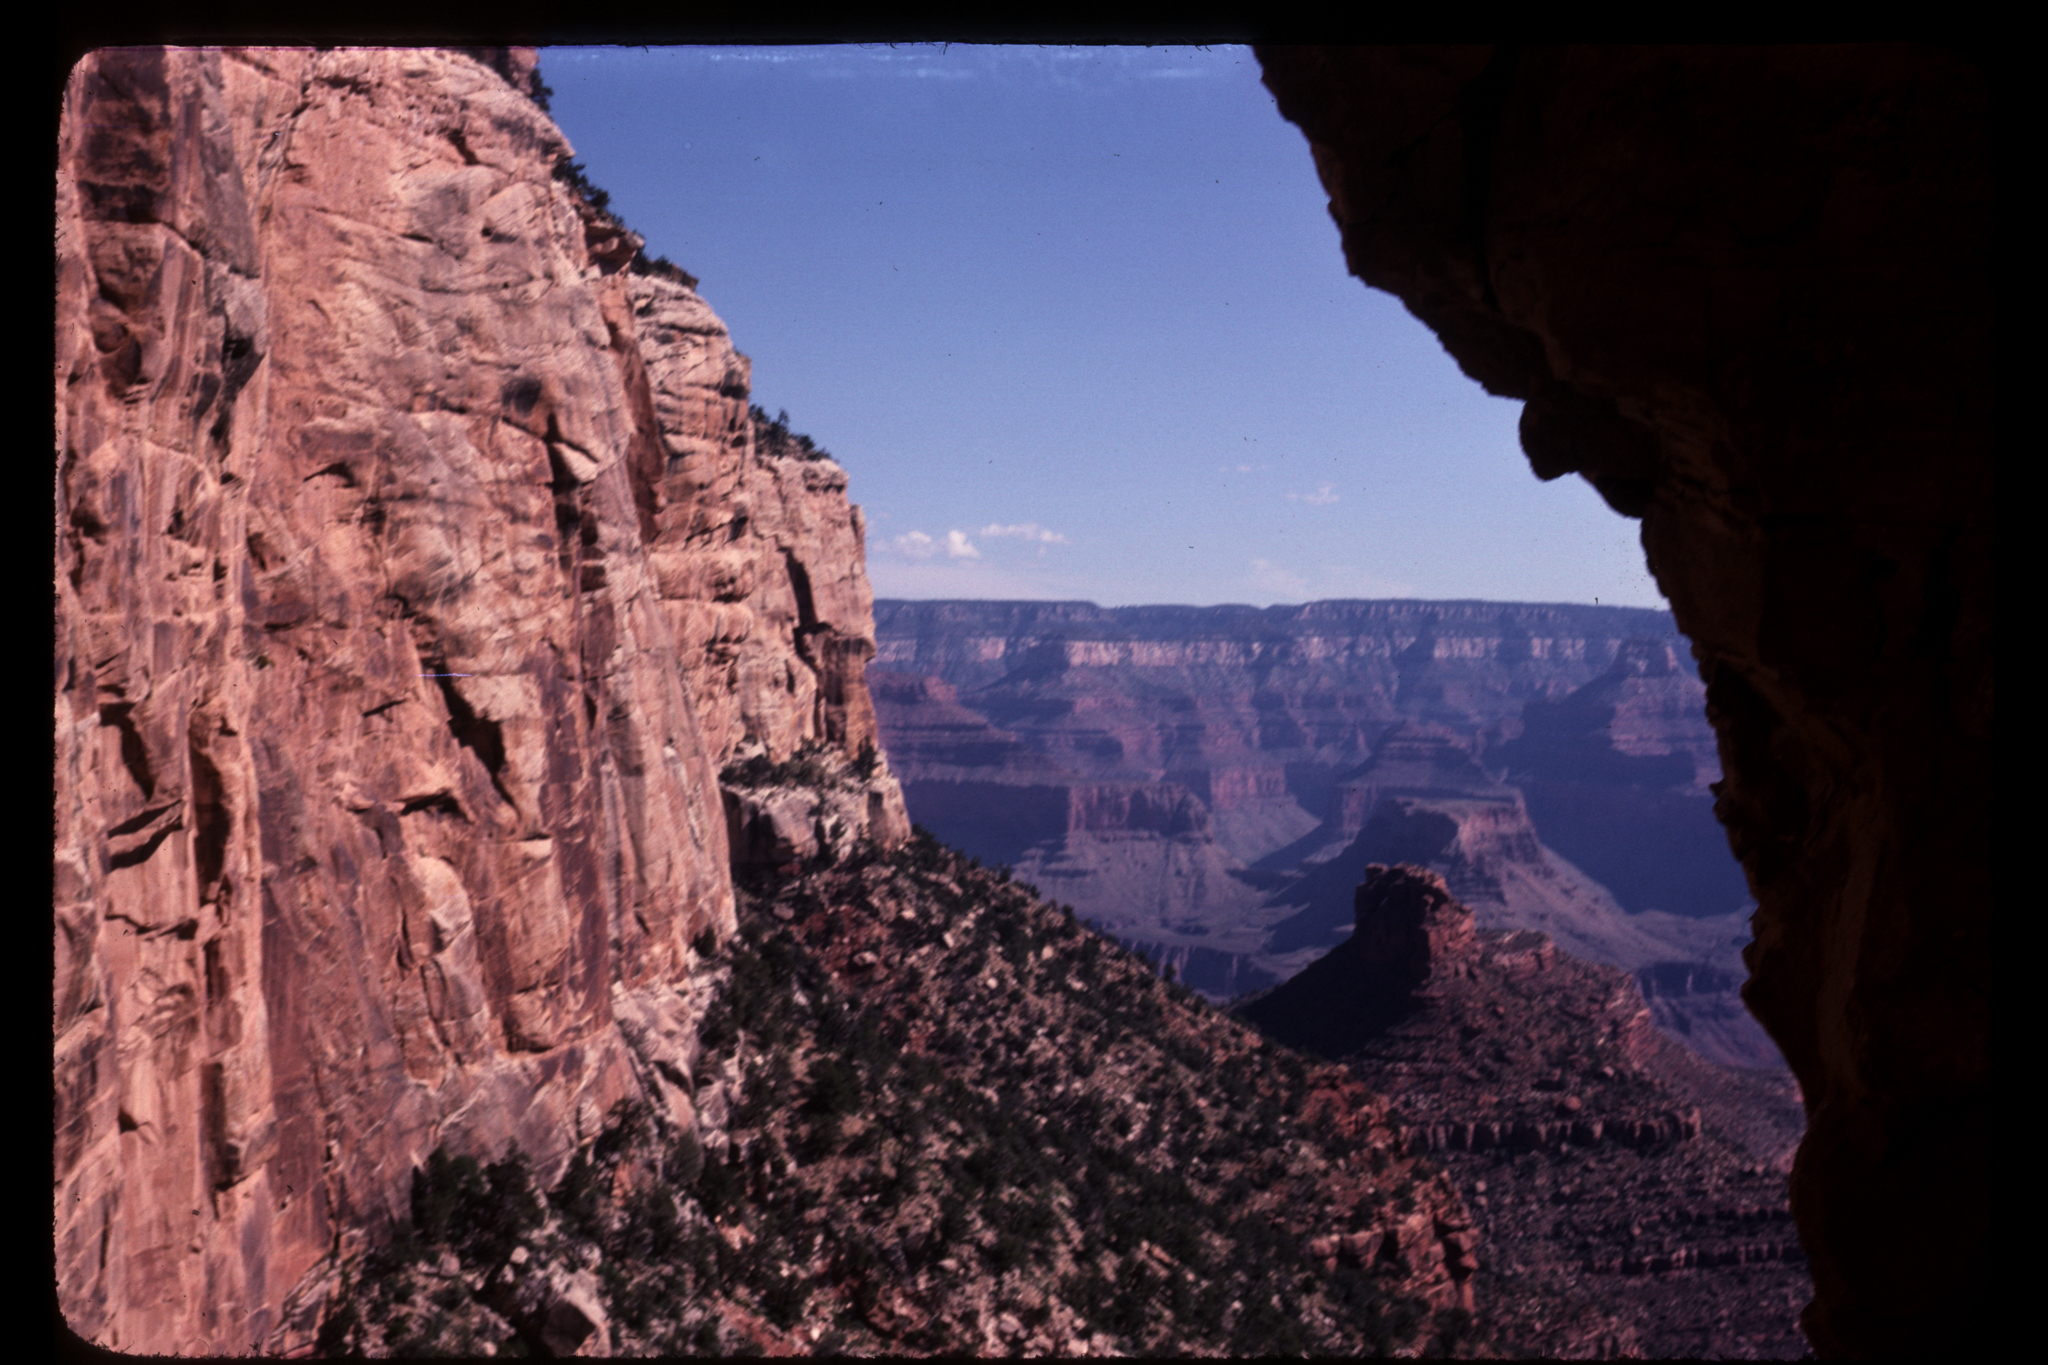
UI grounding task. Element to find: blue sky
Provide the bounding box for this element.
[540,44,1668,610]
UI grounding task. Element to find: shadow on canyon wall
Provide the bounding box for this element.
[1252,44,1992,1358]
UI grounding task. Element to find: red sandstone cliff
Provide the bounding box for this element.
[53,47,903,1354]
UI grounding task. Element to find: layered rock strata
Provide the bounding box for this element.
[872,598,1752,1023]
[1242,865,1811,1357]
[54,46,902,1354]
[1255,44,1992,1356]
[874,599,1686,831]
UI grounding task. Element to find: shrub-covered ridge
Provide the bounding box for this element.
[315,832,1483,1356]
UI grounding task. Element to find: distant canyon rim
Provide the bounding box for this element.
[868,596,1784,1072]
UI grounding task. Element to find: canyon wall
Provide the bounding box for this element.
[53,46,901,1354]
[1254,45,1992,1356]
[874,599,1771,1065]
[874,599,1704,856]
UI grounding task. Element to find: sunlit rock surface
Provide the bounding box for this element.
[54,46,901,1354]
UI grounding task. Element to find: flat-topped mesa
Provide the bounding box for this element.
[1351,863,1477,990]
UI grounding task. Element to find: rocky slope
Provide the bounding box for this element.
[873,600,1774,1067]
[54,47,900,1354]
[1254,45,1993,1355]
[1243,865,1810,1358]
[312,835,1487,1357]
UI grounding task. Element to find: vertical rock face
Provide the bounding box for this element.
[1254,45,1991,1356]
[1348,864,1478,991]
[54,47,902,1354]
[628,277,893,768]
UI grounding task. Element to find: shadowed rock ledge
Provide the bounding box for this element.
[1255,44,1992,1356]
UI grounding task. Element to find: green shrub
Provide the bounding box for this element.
[696,1154,743,1221]
[667,1130,705,1186]
[761,1268,811,1329]
[937,1194,972,1245]
[552,159,610,214]
[593,1099,651,1168]
[407,1145,543,1270]
[551,1152,603,1241]
[987,1231,1029,1273]
[618,1181,684,1263]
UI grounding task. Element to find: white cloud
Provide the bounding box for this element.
[1249,558,1309,597]
[977,522,1069,545]
[1288,482,1340,506]
[883,528,984,561]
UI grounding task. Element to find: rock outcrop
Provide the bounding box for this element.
[1242,865,1812,1357]
[1254,44,1992,1356]
[54,47,902,1354]
[1326,720,1517,841]
[629,282,892,769]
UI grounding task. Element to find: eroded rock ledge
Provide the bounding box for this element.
[1254,44,1992,1357]
[54,46,903,1354]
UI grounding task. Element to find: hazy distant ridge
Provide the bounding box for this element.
[876,598,1689,694]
